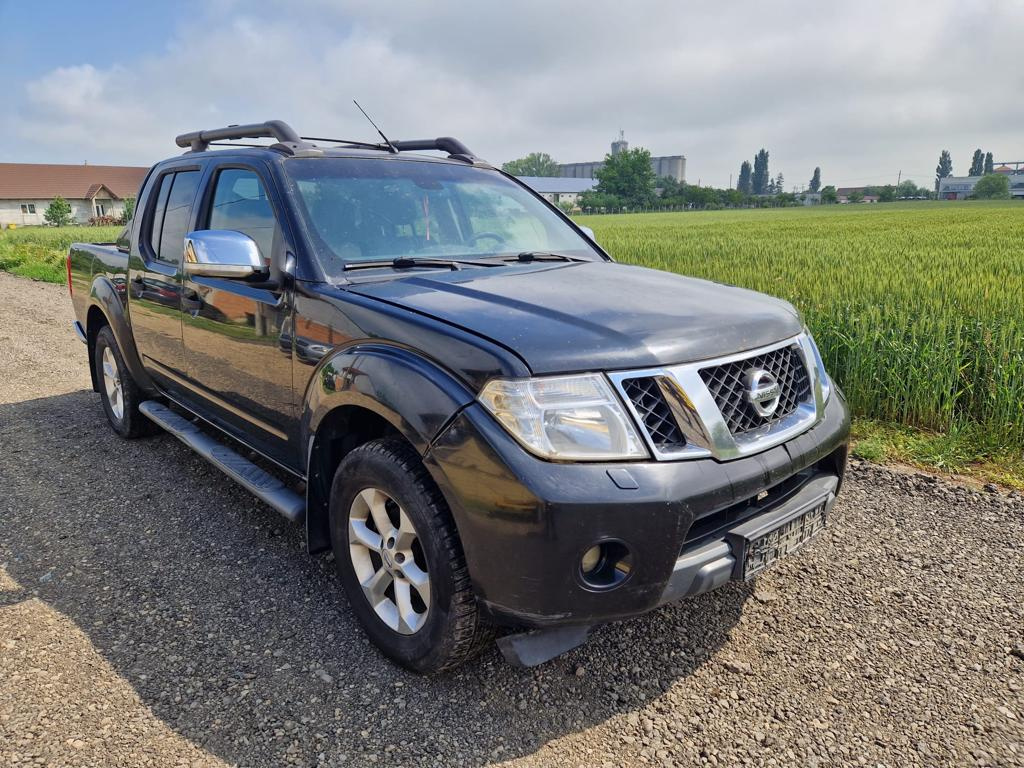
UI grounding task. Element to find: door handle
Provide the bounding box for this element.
[182,288,203,312]
[129,274,144,298]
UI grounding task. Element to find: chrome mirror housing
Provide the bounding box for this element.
[184,230,268,279]
[578,225,596,242]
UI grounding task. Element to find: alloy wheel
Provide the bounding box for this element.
[101,346,124,420]
[348,487,431,634]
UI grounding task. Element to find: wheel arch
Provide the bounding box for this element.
[86,276,156,395]
[301,343,476,553]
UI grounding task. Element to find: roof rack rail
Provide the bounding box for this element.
[175,121,483,162]
[175,121,308,153]
[392,137,476,158]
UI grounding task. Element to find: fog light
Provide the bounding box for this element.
[578,540,634,590]
[581,545,602,574]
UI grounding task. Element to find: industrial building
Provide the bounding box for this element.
[515,176,596,206]
[558,132,686,183]
[938,163,1024,200]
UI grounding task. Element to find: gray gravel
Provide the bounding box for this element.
[1,271,1022,767]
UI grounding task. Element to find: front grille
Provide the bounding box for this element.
[699,345,811,435]
[621,377,686,449]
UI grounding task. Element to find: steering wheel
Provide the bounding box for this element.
[467,232,506,248]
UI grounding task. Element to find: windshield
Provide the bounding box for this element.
[286,157,601,276]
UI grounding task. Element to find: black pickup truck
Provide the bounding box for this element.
[67,120,850,672]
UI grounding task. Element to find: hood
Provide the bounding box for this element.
[348,261,802,374]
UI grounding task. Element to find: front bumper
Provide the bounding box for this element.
[658,473,839,604]
[425,389,850,629]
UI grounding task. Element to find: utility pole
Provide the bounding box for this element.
[896,170,902,187]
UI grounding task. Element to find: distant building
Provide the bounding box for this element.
[801,192,822,206]
[937,176,982,200]
[558,133,686,183]
[939,162,1024,199]
[0,163,148,227]
[516,176,596,207]
[836,187,880,203]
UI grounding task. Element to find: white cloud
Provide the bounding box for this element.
[6,0,1024,188]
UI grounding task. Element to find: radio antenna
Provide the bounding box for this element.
[353,100,397,153]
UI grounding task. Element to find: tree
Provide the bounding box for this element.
[897,179,922,199]
[846,189,864,203]
[774,173,784,195]
[984,152,994,175]
[737,161,753,194]
[593,147,656,208]
[809,167,821,193]
[44,196,73,227]
[968,149,984,177]
[752,149,770,195]
[501,152,560,177]
[820,185,838,204]
[877,185,896,202]
[972,173,1010,199]
[120,197,135,225]
[935,150,953,191]
[656,175,682,198]
[578,189,624,212]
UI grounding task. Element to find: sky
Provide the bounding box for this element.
[1,0,1022,190]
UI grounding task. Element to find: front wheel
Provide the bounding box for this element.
[329,438,491,673]
[93,325,154,438]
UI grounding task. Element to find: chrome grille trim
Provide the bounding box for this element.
[608,333,826,461]
[699,344,812,435]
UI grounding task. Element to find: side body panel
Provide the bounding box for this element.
[179,159,297,467]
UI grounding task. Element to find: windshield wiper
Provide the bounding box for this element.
[511,251,586,263]
[344,256,498,271]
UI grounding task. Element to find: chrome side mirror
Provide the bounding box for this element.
[578,225,596,242]
[184,230,268,279]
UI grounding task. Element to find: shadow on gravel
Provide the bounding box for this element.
[1,392,750,767]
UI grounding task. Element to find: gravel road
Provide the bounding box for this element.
[1,271,1022,767]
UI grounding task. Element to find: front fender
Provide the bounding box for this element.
[301,343,476,459]
[89,275,156,394]
[301,343,477,553]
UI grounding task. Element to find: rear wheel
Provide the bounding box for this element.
[93,325,153,438]
[329,438,491,673]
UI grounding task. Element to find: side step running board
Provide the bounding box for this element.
[139,401,305,523]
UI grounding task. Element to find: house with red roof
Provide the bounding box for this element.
[0,162,148,227]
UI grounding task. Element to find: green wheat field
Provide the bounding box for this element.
[583,201,1024,471]
[0,225,122,282]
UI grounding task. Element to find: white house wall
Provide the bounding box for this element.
[0,198,127,228]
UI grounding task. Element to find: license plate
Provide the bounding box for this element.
[741,501,828,579]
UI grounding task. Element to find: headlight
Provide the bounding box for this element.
[805,330,832,403]
[478,373,648,461]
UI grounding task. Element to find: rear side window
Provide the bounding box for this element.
[147,175,173,257]
[146,170,200,264]
[207,168,278,260]
[158,171,201,265]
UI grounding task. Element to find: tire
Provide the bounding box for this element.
[93,325,154,438]
[329,438,491,673]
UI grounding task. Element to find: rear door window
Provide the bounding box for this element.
[146,170,201,264]
[157,171,201,265]
[147,175,173,257]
